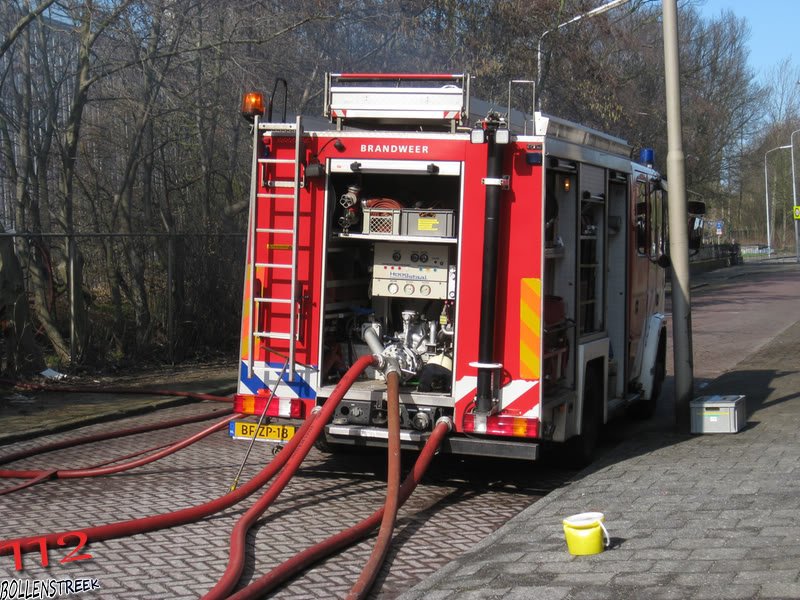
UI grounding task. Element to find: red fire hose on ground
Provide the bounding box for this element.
[208,360,453,600]
[203,362,403,600]
[0,470,57,496]
[2,354,452,599]
[0,412,241,494]
[202,354,380,599]
[0,355,376,558]
[0,402,233,467]
[0,378,235,490]
[0,438,184,495]
[0,413,319,555]
[347,367,402,600]
[227,415,452,600]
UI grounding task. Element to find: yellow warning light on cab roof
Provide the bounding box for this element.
[241,92,265,120]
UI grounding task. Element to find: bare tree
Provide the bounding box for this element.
[0,0,59,58]
[0,0,782,368]
[0,7,73,361]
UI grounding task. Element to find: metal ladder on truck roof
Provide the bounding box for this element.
[247,115,303,381]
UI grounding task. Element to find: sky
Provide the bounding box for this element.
[695,0,799,77]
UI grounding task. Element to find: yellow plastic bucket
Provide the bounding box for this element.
[562,512,610,556]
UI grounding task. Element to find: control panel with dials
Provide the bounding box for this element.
[371,242,456,300]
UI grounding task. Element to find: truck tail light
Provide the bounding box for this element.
[234,393,303,418]
[462,413,539,438]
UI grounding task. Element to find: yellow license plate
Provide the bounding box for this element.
[229,421,296,443]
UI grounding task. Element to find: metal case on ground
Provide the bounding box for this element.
[690,395,747,433]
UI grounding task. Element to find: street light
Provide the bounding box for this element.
[536,0,630,108]
[662,0,693,431]
[764,144,791,257]
[790,129,800,262]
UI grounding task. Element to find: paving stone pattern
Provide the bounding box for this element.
[0,403,556,599]
[4,263,797,599]
[401,317,800,600]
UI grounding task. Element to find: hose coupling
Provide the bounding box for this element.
[382,357,402,378]
[372,354,387,372]
[435,416,454,432]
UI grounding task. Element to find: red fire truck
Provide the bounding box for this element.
[231,73,703,462]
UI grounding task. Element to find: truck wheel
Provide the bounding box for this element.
[314,435,335,454]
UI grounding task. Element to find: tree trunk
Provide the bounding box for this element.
[0,226,45,374]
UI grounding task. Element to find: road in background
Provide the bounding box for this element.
[686,263,800,381]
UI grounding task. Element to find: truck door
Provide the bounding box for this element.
[629,176,665,382]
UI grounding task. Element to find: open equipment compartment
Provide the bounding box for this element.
[317,156,463,411]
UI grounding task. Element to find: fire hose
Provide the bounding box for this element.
[203,360,401,600]
[0,412,319,555]
[348,365,401,600]
[2,353,451,599]
[0,439,182,495]
[0,384,234,492]
[0,354,376,558]
[202,353,381,599]
[0,470,57,496]
[227,415,452,600]
[0,413,241,495]
[0,403,233,467]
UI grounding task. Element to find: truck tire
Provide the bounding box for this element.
[313,436,361,455]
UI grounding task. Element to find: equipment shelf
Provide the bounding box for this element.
[333,232,457,244]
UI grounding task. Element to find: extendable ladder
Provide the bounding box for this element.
[246,115,303,380]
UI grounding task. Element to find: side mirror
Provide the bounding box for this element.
[687,200,706,215]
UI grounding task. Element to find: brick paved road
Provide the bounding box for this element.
[4,263,792,599]
[0,403,570,599]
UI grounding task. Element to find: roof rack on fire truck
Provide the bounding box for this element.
[533,112,631,159]
[324,73,470,132]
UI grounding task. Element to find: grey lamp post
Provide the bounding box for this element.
[765,145,791,257]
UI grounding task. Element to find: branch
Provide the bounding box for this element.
[0,0,60,58]
[86,14,332,88]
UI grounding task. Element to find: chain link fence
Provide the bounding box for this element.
[1,231,246,370]
[692,241,744,267]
